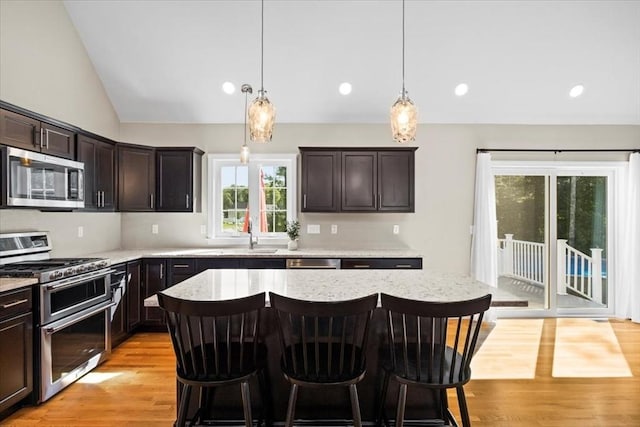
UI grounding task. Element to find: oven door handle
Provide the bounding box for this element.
[44,301,115,335]
[45,268,115,291]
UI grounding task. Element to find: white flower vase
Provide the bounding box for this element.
[287,239,298,251]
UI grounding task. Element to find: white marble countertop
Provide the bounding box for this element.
[144,268,526,307]
[0,277,38,294]
[86,247,422,265]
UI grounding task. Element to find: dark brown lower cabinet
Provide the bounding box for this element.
[142,259,166,326]
[111,260,142,348]
[0,288,33,415]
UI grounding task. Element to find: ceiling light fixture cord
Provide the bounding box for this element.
[402,0,405,96]
[260,0,264,92]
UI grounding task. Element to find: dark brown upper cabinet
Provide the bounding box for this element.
[156,148,203,212]
[0,108,75,159]
[77,134,116,211]
[301,150,340,212]
[300,147,417,213]
[118,144,155,211]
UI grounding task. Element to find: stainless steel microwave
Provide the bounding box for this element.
[1,146,85,209]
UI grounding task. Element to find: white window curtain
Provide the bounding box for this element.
[615,152,640,323]
[470,152,498,286]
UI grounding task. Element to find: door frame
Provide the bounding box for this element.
[492,160,625,318]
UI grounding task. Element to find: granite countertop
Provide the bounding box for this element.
[144,268,526,308]
[0,277,38,293]
[86,247,423,265]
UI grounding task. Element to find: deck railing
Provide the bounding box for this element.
[556,239,603,304]
[498,234,603,304]
[498,234,545,286]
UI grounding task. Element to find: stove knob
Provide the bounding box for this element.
[87,263,96,271]
[98,260,108,268]
[64,268,75,277]
[77,265,86,273]
[51,271,62,280]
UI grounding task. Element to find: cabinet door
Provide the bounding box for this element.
[76,135,98,209]
[118,145,155,211]
[378,150,414,212]
[0,312,33,413]
[341,151,377,211]
[142,259,166,325]
[0,109,39,151]
[41,123,75,159]
[96,142,116,210]
[127,260,142,331]
[156,150,192,212]
[301,151,340,212]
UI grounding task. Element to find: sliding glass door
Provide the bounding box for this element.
[493,162,616,316]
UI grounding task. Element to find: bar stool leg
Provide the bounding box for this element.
[349,384,362,427]
[395,383,408,427]
[285,384,299,427]
[240,381,253,427]
[456,386,471,427]
[376,370,390,426]
[176,383,192,427]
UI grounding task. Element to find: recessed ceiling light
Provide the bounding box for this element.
[454,83,469,97]
[222,82,236,95]
[569,84,584,98]
[339,82,352,95]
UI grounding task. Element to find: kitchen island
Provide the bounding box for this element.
[145,268,518,424]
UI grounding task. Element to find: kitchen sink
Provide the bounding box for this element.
[219,248,279,255]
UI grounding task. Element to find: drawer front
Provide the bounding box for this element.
[341,258,422,269]
[169,258,197,275]
[0,287,32,321]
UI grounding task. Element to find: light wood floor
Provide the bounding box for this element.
[2,319,638,427]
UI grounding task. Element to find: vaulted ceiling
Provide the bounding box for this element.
[63,0,640,125]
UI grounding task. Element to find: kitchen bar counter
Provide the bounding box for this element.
[145,268,525,307]
[150,268,510,422]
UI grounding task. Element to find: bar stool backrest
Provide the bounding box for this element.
[380,293,492,386]
[269,292,378,383]
[158,292,266,381]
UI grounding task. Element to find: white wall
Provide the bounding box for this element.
[120,122,640,272]
[0,0,122,256]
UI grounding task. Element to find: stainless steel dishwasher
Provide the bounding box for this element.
[285,258,341,269]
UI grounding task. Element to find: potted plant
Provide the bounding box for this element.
[286,220,300,250]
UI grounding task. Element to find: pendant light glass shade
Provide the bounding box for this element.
[390,90,417,143]
[240,144,250,164]
[248,90,275,143]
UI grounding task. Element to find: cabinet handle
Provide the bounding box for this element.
[186,194,189,209]
[303,194,307,209]
[352,264,371,268]
[40,127,44,148]
[395,264,413,268]
[173,264,190,268]
[97,191,101,207]
[150,193,154,209]
[378,193,381,208]
[160,263,164,279]
[101,191,105,207]
[1,298,29,309]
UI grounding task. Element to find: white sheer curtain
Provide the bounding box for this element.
[470,152,498,291]
[615,152,640,323]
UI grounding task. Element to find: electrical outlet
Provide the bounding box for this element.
[307,224,321,234]
[331,224,338,234]
[200,225,207,235]
[77,226,84,238]
[393,225,400,235]
[152,224,159,234]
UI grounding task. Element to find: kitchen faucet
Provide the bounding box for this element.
[247,217,255,249]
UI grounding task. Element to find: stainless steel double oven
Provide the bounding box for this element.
[0,232,113,402]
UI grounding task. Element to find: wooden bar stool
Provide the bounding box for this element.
[376,294,492,427]
[269,292,378,427]
[158,292,271,427]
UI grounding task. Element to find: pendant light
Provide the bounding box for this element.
[390,0,417,143]
[248,0,275,143]
[240,84,252,164]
